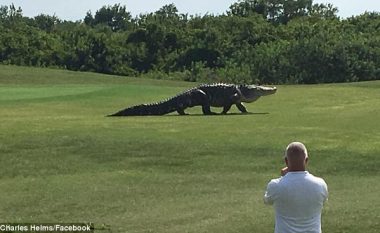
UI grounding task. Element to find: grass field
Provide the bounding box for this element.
[0,65,379,233]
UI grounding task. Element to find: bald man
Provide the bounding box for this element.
[264,142,328,233]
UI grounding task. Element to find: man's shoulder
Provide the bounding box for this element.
[268,177,282,185]
[266,177,283,190]
[307,173,327,184]
[307,173,329,201]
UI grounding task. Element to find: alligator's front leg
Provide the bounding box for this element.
[223,92,243,114]
[221,104,232,114]
[236,103,248,113]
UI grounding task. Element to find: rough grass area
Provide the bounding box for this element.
[0,65,379,233]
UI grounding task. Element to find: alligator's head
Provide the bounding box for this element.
[239,85,277,103]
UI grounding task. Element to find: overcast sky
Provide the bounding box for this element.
[2,0,380,21]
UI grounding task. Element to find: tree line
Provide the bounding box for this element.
[0,0,379,84]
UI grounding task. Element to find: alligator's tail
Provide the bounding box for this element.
[107,99,177,117]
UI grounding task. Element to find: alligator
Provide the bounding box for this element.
[108,83,277,116]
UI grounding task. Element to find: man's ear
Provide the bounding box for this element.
[305,157,309,164]
[285,157,288,166]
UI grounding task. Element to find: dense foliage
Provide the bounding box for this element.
[0,0,379,84]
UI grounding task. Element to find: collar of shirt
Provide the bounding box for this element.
[285,171,309,176]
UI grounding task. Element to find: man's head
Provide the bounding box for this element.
[284,142,308,171]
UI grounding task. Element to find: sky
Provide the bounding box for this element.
[1,0,380,21]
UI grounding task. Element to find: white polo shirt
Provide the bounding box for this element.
[264,171,328,233]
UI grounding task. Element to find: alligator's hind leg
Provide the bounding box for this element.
[177,109,188,115]
[202,104,217,115]
[190,89,216,115]
[236,103,248,113]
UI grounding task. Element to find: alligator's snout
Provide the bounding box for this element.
[259,86,277,95]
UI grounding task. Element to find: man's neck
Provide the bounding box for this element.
[288,168,306,172]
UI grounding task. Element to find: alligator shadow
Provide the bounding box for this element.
[166,112,269,117]
[106,112,269,117]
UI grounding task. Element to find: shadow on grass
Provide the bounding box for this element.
[106,112,270,117]
[168,112,270,117]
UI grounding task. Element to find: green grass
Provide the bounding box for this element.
[0,65,379,233]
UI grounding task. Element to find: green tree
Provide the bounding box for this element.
[155,4,179,18]
[228,0,320,24]
[85,4,132,32]
[228,0,267,17]
[33,14,60,32]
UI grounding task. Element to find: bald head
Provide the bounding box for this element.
[286,142,308,159]
[285,142,308,171]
